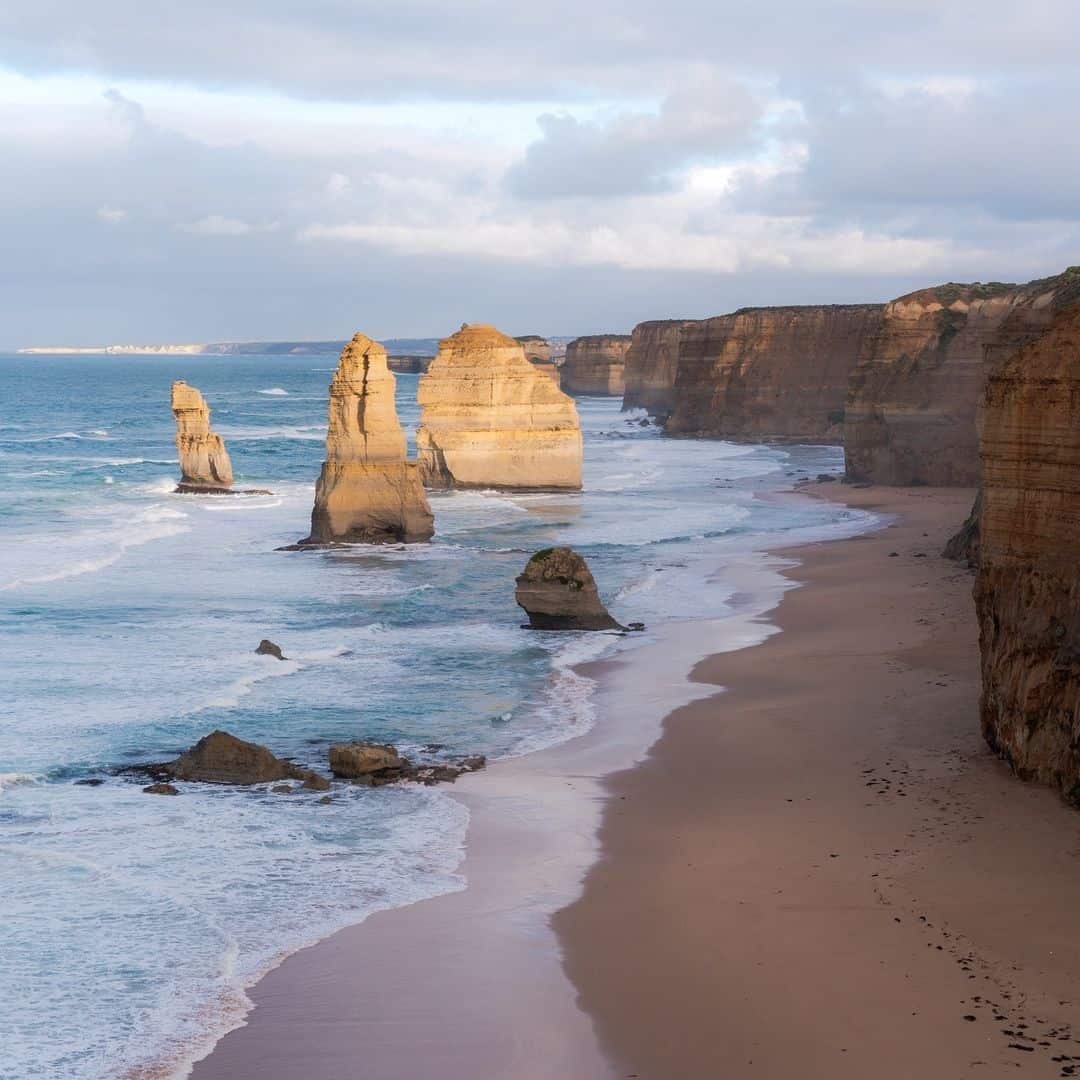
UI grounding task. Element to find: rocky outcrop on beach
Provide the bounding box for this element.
[562,335,632,396]
[170,380,235,492]
[943,493,981,566]
[665,305,884,441]
[329,741,486,786]
[301,333,434,545]
[165,730,330,789]
[975,300,1080,803]
[515,547,623,630]
[416,324,582,490]
[621,320,693,420]
[845,269,1080,485]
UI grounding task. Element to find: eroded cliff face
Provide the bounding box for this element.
[844,270,1080,485]
[975,301,1080,802]
[303,333,433,544]
[417,324,582,490]
[621,320,692,420]
[170,381,234,492]
[562,335,632,396]
[665,305,884,440]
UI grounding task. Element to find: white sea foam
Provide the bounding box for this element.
[257,387,289,396]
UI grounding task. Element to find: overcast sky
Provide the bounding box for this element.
[2,0,1078,345]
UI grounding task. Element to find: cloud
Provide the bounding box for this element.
[175,215,276,236]
[506,77,762,199]
[96,206,127,223]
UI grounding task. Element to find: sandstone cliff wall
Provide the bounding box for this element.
[304,333,433,544]
[170,381,234,491]
[975,300,1080,802]
[515,336,552,363]
[665,305,884,441]
[417,324,582,490]
[844,270,1080,485]
[621,320,693,419]
[562,335,632,396]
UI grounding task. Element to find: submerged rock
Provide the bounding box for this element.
[328,742,487,786]
[143,782,180,796]
[416,324,582,491]
[256,639,287,660]
[515,547,624,631]
[166,730,329,790]
[300,333,433,545]
[171,380,235,492]
[328,742,404,778]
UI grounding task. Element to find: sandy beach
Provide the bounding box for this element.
[190,484,1080,1080]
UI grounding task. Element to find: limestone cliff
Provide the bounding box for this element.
[975,301,1080,803]
[562,335,632,396]
[416,324,582,490]
[515,335,552,363]
[665,305,884,440]
[171,380,234,492]
[302,333,433,544]
[845,269,1080,485]
[621,320,692,420]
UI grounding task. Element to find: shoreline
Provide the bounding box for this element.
[185,481,866,1079]
[558,484,1080,1078]
[183,482,1080,1080]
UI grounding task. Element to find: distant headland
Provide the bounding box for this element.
[16,339,442,356]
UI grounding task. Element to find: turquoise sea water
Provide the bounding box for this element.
[0,353,876,1078]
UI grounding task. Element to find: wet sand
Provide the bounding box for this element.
[190,485,1080,1079]
[557,485,1080,1078]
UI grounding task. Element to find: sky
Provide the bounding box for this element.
[2,0,1079,345]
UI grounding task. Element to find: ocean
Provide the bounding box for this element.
[0,352,878,1078]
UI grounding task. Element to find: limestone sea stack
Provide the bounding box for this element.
[515,547,623,630]
[562,335,632,396]
[665,305,884,441]
[621,319,693,421]
[417,324,582,490]
[844,268,1080,485]
[975,300,1080,803]
[171,380,234,492]
[302,333,433,544]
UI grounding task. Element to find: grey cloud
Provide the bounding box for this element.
[732,81,1080,226]
[507,80,762,199]
[3,0,1080,102]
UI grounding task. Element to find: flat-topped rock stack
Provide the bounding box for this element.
[301,333,433,544]
[417,324,582,490]
[562,335,632,396]
[516,335,561,387]
[171,380,235,493]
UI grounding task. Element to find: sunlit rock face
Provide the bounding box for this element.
[416,324,582,491]
[975,300,1080,803]
[844,269,1080,485]
[665,305,884,441]
[303,333,433,544]
[171,380,234,491]
[562,335,632,397]
[621,319,693,421]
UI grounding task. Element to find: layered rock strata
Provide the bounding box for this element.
[171,380,234,492]
[562,335,632,396]
[302,333,433,545]
[515,335,552,363]
[845,269,1080,485]
[417,324,582,490]
[975,300,1080,802]
[621,320,693,420]
[665,305,884,440]
[515,547,623,630]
